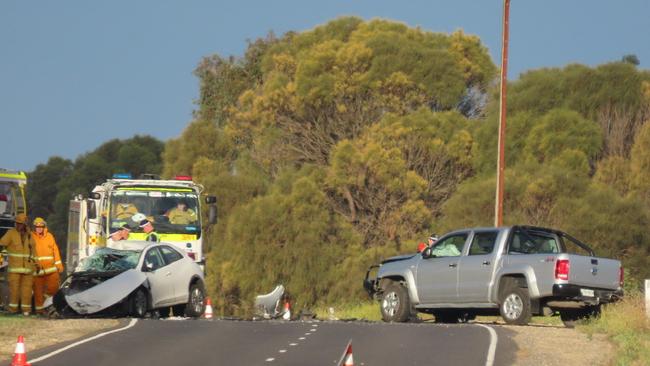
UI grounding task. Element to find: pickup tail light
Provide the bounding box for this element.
[186,252,196,260]
[555,259,570,281]
[619,266,624,287]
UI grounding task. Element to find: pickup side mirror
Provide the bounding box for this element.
[422,247,434,259]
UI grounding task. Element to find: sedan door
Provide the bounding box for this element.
[415,233,469,304]
[158,245,188,304]
[457,230,500,302]
[142,247,175,307]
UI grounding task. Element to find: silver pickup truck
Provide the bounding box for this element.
[364,226,623,327]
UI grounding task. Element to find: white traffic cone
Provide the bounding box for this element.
[204,298,214,319]
[337,340,354,366]
[282,300,291,320]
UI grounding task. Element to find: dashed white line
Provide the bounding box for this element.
[265,357,275,362]
[310,328,317,332]
[279,350,287,353]
[299,337,306,340]
[30,319,139,364]
[289,343,298,346]
[474,324,498,366]
[305,332,311,335]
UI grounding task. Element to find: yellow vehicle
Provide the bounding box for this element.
[66,174,217,274]
[0,169,28,308]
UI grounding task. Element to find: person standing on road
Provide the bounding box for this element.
[31,217,63,314]
[417,234,438,253]
[109,223,132,241]
[0,213,35,315]
[139,219,160,242]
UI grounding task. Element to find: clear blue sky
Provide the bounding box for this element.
[1,0,648,171]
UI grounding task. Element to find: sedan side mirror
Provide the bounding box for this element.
[143,262,154,272]
[422,247,434,259]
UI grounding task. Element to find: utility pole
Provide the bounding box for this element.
[495,0,510,227]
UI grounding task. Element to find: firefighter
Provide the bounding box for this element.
[113,202,139,220]
[31,217,63,314]
[167,200,197,225]
[139,219,160,242]
[0,213,35,315]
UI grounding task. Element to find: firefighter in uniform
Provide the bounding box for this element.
[0,213,35,315]
[31,217,63,314]
[167,200,197,225]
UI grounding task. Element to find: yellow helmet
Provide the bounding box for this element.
[33,217,47,227]
[15,213,28,225]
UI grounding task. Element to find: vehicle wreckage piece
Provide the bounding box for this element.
[254,285,285,319]
[63,269,147,315]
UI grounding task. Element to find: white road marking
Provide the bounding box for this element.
[289,343,298,346]
[305,332,311,335]
[265,357,275,362]
[30,319,139,364]
[299,337,306,340]
[310,328,316,332]
[279,349,287,353]
[475,324,498,366]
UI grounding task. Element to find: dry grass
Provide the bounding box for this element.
[0,314,118,362]
[580,295,650,366]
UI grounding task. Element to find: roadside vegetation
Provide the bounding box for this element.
[26,17,650,318]
[580,290,650,365]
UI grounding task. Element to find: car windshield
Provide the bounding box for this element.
[77,248,141,273]
[108,189,200,235]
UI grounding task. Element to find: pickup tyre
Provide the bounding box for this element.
[380,282,411,322]
[559,305,601,328]
[498,279,531,325]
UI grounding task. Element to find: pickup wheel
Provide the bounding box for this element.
[559,305,601,328]
[380,282,411,322]
[499,282,531,325]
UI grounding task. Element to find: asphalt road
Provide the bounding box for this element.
[26,319,517,366]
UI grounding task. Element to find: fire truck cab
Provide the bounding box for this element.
[66,174,216,274]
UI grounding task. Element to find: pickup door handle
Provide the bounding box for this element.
[482,261,491,265]
[448,263,457,268]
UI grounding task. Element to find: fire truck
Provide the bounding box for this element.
[66,173,216,274]
[0,169,28,238]
[0,169,28,308]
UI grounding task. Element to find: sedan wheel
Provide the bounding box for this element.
[185,282,206,318]
[130,289,148,318]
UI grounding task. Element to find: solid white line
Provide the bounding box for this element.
[30,319,139,364]
[475,324,498,366]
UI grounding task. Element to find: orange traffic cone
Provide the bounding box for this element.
[337,340,354,366]
[204,298,213,319]
[10,335,31,366]
[282,301,291,321]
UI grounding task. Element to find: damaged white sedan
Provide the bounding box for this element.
[53,241,206,318]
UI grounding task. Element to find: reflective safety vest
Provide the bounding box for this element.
[113,204,138,220]
[31,228,63,276]
[168,208,197,225]
[0,228,35,274]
